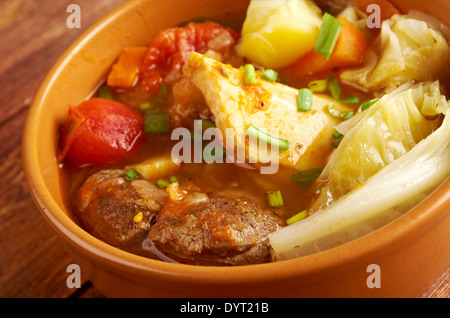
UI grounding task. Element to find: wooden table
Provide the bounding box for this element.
[0,0,448,298]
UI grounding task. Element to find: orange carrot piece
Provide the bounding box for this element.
[107,47,148,88]
[355,0,401,22]
[281,17,369,79]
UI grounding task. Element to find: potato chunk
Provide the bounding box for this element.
[126,154,181,180]
[236,0,323,69]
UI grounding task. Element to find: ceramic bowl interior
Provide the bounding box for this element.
[22,0,450,297]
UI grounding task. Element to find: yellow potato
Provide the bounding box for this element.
[126,154,181,180]
[236,0,323,69]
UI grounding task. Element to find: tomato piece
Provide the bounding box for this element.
[139,22,240,93]
[58,98,144,167]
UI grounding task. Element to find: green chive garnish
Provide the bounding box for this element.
[267,190,284,208]
[360,98,381,111]
[342,96,361,104]
[140,102,152,111]
[331,131,344,148]
[332,131,343,139]
[97,86,114,100]
[245,123,291,151]
[327,75,343,101]
[327,103,354,119]
[342,111,354,119]
[314,12,343,60]
[123,168,139,181]
[200,119,216,131]
[159,84,168,99]
[291,168,323,184]
[331,137,343,148]
[189,130,202,141]
[156,179,169,188]
[244,64,257,84]
[297,88,313,112]
[169,176,179,183]
[286,210,308,225]
[327,103,342,117]
[260,67,278,82]
[203,144,225,162]
[308,80,328,93]
[144,112,170,133]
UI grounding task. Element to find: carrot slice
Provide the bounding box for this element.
[107,47,148,88]
[281,17,369,79]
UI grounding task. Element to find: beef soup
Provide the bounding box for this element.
[57,0,450,265]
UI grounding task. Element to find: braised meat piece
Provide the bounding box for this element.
[75,170,168,247]
[149,183,284,265]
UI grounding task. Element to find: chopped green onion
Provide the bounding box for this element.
[342,111,354,119]
[297,88,313,112]
[327,103,343,117]
[332,131,343,139]
[150,84,170,106]
[327,75,343,101]
[169,176,179,183]
[156,179,169,188]
[331,131,344,148]
[140,102,152,111]
[327,103,354,119]
[361,98,381,111]
[286,210,308,225]
[331,137,343,148]
[200,119,216,131]
[123,168,139,181]
[291,168,323,184]
[159,84,168,99]
[245,123,291,151]
[97,86,114,100]
[189,130,203,141]
[244,64,257,84]
[267,190,284,208]
[260,67,278,82]
[144,112,170,133]
[314,12,343,60]
[307,80,328,93]
[203,145,225,162]
[342,96,361,104]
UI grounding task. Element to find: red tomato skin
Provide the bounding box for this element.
[139,22,240,93]
[60,98,144,167]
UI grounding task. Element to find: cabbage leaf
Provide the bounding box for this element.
[270,108,450,260]
[310,81,448,211]
[341,14,450,93]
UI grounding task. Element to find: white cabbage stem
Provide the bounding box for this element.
[270,110,450,260]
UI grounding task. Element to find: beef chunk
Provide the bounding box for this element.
[149,183,284,265]
[75,170,168,247]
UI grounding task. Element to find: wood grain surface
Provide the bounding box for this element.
[0,0,448,298]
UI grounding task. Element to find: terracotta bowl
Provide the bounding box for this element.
[22,0,450,297]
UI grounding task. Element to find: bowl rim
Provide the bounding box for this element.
[21,0,450,286]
